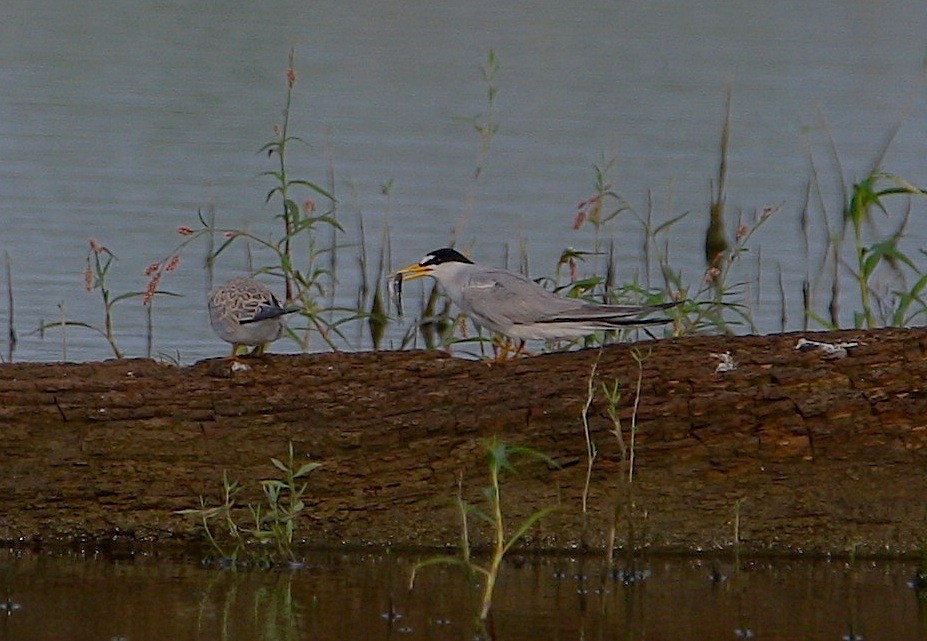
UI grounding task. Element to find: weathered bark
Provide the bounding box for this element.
[2,327,927,555]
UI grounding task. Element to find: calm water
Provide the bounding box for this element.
[1,549,925,640]
[2,1,926,362]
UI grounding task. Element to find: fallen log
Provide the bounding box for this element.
[2,327,926,556]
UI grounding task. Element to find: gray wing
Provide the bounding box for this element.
[458,267,673,328]
[457,268,583,327]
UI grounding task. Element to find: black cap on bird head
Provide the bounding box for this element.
[420,248,474,266]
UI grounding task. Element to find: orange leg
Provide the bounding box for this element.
[489,336,530,361]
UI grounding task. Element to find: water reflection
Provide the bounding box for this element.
[2,549,927,640]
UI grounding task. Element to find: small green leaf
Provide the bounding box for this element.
[295,462,321,478]
[286,179,336,202]
[502,506,558,556]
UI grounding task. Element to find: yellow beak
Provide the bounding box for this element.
[395,263,434,281]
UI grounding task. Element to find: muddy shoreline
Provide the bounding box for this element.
[2,327,927,557]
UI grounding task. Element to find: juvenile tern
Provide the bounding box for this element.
[208,277,299,356]
[396,248,676,345]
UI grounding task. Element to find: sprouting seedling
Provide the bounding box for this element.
[247,442,322,562]
[580,352,601,517]
[175,470,244,563]
[599,345,650,483]
[409,437,559,621]
[176,442,320,566]
[598,346,650,558]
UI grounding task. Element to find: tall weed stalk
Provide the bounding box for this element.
[4,252,14,362]
[145,52,353,353]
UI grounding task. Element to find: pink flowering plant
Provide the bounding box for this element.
[39,238,180,359]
